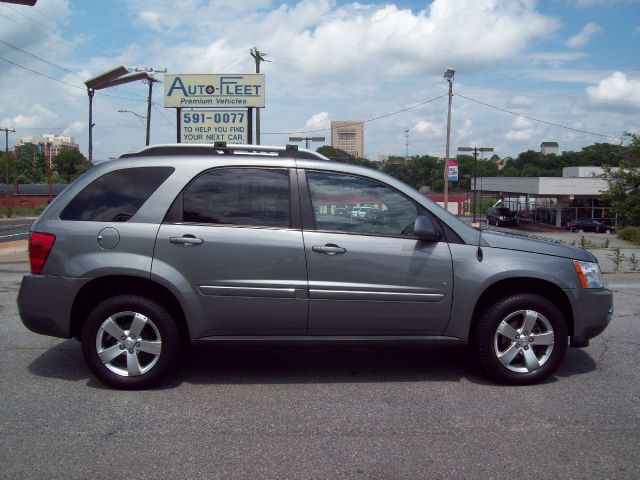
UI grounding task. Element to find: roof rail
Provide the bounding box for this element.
[119,143,330,161]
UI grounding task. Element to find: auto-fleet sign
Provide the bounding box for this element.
[164,74,265,108]
[181,110,247,144]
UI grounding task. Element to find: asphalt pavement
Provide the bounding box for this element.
[1,241,640,479]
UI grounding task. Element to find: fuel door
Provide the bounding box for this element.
[97,227,120,250]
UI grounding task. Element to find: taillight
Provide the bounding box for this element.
[29,232,56,274]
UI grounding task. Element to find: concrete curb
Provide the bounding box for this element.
[0,239,28,256]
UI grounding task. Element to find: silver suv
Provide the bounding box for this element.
[18,143,613,389]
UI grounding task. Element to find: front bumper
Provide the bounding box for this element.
[18,274,89,339]
[566,287,614,345]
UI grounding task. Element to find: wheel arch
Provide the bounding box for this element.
[70,275,189,341]
[470,277,574,337]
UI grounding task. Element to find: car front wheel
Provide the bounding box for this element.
[473,293,568,385]
[81,295,181,389]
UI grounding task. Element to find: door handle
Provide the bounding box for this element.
[169,235,204,246]
[312,244,347,255]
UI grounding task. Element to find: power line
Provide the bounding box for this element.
[0,39,149,100]
[455,93,623,142]
[0,55,82,89]
[262,94,448,135]
[152,103,176,128]
[3,4,131,65]
[1,38,85,79]
[0,56,149,102]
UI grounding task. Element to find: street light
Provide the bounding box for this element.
[443,68,455,212]
[458,146,494,225]
[85,66,156,161]
[288,136,325,149]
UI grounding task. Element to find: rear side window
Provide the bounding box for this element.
[60,167,174,222]
[173,167,290,228]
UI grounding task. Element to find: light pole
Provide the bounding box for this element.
[85,66,156,162]
[405,129,409,161]
[1,127,15,217]
[458,146,494,225]
[443,68,455,212]
[288,136,325,149]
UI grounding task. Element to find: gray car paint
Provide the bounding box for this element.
[19,145,612,348]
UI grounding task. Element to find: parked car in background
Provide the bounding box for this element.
[334,205,350,216]
[18,143,612,389]
[566,218,615,234]
[351,205,374,219]
[486,206,517,227]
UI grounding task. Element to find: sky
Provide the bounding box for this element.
[0,0,639,162]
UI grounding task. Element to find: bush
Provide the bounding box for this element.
[618,226,640,246]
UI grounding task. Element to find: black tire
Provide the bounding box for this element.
[81,295,181,389]
[472,293,568,385]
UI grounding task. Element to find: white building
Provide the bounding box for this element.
[474,167,614,227]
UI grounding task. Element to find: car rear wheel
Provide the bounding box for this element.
[81,295,180,389]
[472,293,568,385]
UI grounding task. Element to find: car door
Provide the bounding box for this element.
[300,169,454,335]
[152,167,308,338]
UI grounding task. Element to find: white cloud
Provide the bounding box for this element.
[586,71,640,104]
[456,118,473,140]
[63,121,85,137]
[527,51,589,68]
[412,120,442,138]
[505,116,539,141]
[567,23,603,48]
[1,104,58,130]
[305,112,330,130]
[507,95,534,107]
[125,0,560,80]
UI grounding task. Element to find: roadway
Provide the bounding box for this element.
[1,244,639,478]
[0,218,32,243]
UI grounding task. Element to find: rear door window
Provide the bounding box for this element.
[169,167,290,228]
[60,167,174,222]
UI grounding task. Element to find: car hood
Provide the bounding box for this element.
[480,230,595,262]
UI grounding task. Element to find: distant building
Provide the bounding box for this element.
[540,142,559,155]
[331,121,365,158]
[15,133,79,166]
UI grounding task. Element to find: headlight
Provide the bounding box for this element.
[573,260,603,288]
[499,216,505,220]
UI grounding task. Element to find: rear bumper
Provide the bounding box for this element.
[566,287,614,345]
[18,274,88,339]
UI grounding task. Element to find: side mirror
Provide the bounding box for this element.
[413,215,442,242]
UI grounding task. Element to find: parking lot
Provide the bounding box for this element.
[2,237,639,479]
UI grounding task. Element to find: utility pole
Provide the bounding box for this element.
[1,127,15,217]
[145,78,155,146]
[250,47,269,145]
[443,68,455,212]
[405,129,409,161]
[133,67,166,146]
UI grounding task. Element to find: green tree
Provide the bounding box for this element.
[316,146,379,170]
[53,150,92,182]
[601,133,640,226]
[14,144,47,183]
